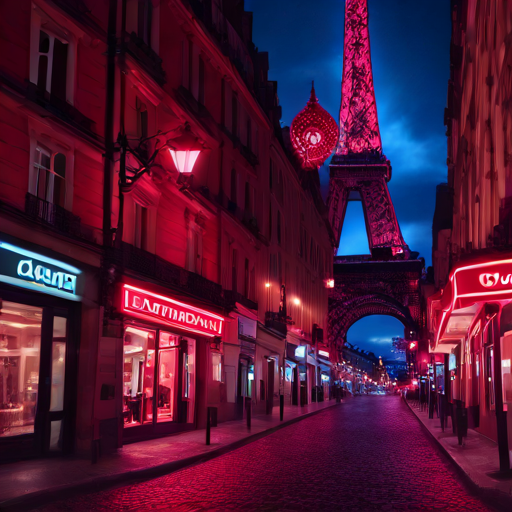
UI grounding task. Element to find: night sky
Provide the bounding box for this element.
[246,0,451,359]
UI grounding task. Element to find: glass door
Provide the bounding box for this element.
[47,315,67,451]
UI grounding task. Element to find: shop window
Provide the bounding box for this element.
[0,301,42,438]
[36,30,68,101]
[123,327,156,427]
[212,353,222,382]
[486,345,495,409]
[34,146,67,209]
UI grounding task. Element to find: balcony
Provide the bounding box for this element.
[124,32,166,85]
[265,311,287,337]
[25,83,95,136]
[107,242,225,306]
[189,0,254,88]
[224,289,258,312]
[25,193,82,237]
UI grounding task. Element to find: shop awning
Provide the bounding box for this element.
[431,255,512,352]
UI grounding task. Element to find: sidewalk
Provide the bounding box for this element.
[0,400,338,511]
[405,398,512,508]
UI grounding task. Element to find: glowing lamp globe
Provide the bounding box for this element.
[168,128,202,174]
[290,83,338,169]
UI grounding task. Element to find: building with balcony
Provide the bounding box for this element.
[0,0,334,460]
[429,0,512,472]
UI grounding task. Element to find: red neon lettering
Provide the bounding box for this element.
[122,285,223,337]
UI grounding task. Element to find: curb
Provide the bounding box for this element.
[0,402,340,511]
[403,398,512,512]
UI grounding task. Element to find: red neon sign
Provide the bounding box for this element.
[435,258,512,345]
[122,284,223,337]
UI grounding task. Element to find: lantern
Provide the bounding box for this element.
[168,127,203,174]
[290,83,339,169]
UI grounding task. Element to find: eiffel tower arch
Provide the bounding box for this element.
[327,0,422,352]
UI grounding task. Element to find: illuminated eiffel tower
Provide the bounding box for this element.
[327,0,421,353]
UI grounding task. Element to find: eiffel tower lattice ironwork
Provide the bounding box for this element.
[327,0,422,352]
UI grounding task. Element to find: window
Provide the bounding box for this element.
[198,57,205,106]
[136,97,148,139]
[246,119,252,151]
[212,353,222,382]
[34,145,67,208]
[134,203,149,250]
[244,258,249,298]
[269,159,274,190]
[36,30,68,101]
[137,0,153,46]
[277,211,282,245]
[126,0,153,46]
[186,224,203,275]
[268,203,272,241]
[232,249,238,293]
[232,95,238,137]
[244,182,251,213]
[230,169,238,205]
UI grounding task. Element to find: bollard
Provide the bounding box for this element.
[206,407,211,445]
[246,397,252,430]
[280,394,284,421]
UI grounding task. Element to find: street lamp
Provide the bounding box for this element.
[168,127,203,174]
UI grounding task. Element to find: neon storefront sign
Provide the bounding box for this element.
[435,258,512,345]
[0,241,82,300]
[122,284,224,337]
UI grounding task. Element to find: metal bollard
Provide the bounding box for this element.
[206,407,211,445]
[246,397,252,430]
[280,394,284,421]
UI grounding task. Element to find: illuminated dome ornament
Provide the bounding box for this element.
[290,83,339,169]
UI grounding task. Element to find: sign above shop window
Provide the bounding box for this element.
[122,284,224,337]
[0,241,82,301]
[451,258,512,309]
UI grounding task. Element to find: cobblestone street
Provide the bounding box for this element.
[36,396,496,511]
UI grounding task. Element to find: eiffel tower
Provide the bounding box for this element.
[327,0,422,352]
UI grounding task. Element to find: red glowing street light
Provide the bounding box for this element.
[168,127,203,174]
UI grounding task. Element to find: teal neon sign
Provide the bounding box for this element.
[0,241,82,300]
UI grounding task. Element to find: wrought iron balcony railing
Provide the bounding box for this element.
[25,193,82,237]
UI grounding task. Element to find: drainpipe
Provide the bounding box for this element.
[116,0,128,248]
[103,0,117,247]
[486,303,510,472]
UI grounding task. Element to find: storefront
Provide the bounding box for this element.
[0,238,84,460]
[317,349,332,401]
[117,283,225,442]
[429,255,512,471]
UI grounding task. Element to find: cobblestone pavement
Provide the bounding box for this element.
[39,396,495,511]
